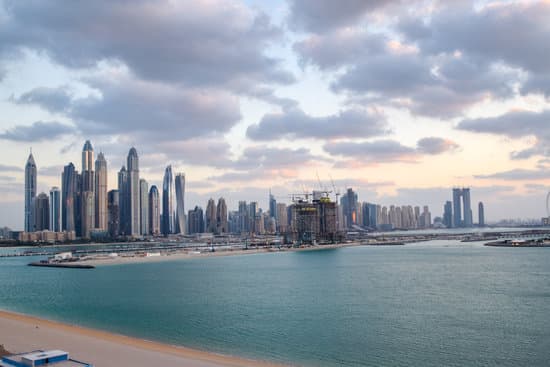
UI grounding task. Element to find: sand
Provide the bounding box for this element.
[0,309,287,367]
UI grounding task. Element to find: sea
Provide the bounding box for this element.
[1,239,549,366]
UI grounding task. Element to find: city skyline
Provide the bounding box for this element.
[1,1,550,229]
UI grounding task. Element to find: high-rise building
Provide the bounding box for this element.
[80,190,95,238]
[62,163,77,232]
[175,173,186,234]
[24,151,37,232]
[248,202,258,233]
[205,198,217,233]
[443,201,452,228]
[238,201,248,233]
[33,192,49,231]
[276,203,288,233]
[420,206,431,228]
[80,141,95,237]
[49,187,61,232]
[452,188,473,228]
[452,188,462,228]
[216,197,228,234]
[269,191,277,219]
[127,147,140,236]
[117,166,129,235]
[94,152,108,230]
[462,188,472,227]
[149,185,160,235]
[478,202,485,227]
[162,165,174,235]
[340,188,358,228]
[140,179,149,236]
[188,206,204,234]
[107,190,120,238]
[81,140,94,192]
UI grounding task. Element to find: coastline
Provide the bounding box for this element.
[0,309,288,367]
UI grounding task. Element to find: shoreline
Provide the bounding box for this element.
[0,309,288,367]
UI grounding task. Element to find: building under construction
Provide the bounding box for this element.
[289,194,339,244]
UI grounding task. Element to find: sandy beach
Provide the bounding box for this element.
[0,309,287,367]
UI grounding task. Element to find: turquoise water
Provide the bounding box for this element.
[1,240,550,366]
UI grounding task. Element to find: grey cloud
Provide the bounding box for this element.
[0,164,23,172]
[416,137,459,155]
[475,168,550,181]
[246,108,389,141]
[12,86,72,112]
[0,175,16,182]
[0,121,76,142]
[324,136,457,163]
[0,0,293,89]
[39,165,64,177]
[231,146,325,171]
[324,140,418,163]
[287,0,397,32]
[158,138,233,167]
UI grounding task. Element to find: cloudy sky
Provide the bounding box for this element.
[1,0,549,229]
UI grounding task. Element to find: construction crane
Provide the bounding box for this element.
[329,174,341,204]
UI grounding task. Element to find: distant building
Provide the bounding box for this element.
[175,173,186,234]
[276,203,288,233]
[452,188,473,228]
[149,185,160,235]
[117,166,129,235]
[80,141,95,237]
[162,165,174,235]
[478,202,485,227]
[24,151,37,232]
[205,198,217,233]
[94,152,108,231]
[140,179,149,235]
[62,163,77,232]
[443,201,452,228]
[269,191,277,219]
[217,197,228,234]
[33,192,50,231]
[238,201,249,233]
[340,188,358,228]
[188,206,204,234]
[127,147,140,236]
[49,187,61,232]
[108,190,120,238]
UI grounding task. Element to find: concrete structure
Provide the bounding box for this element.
[340,188,358,228]
[139,179,149,235]
[478,201,485,227]
[276,203,288,233]
[452,187,473,228]
[205,198,216,233]
[127,147,140,236]
[33,193,49,231]
[149,185,160,235]
[18,231,76,243]
[94,152,108,231]
[175,173,186,234]
[24,151,37,232]
[216,197,228,234]
[188,206,204,234]
[117,166,129,235]
[49,187,61,232]
[62,163,77,232]
[443,200,452,228]
[0,350,91,367]
[80,141,95,237]
[80,191,95,239]
[107,190,119,238]
[162,165,174,235]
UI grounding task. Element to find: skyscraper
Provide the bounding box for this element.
[216,197,228,234]
[94,152,108,230]
[127,148,140,236]
[276,203,288,233]
[452,188,462,228]
[80,141,95,237]
[162,165,174,236]
[341,188,358,228]
[24,151,37,232]
[140,179,149,235]
[269,191,277,219]
[188,206,204,234]
[117,166,129,235]
[108,190,120,238]
[205,198,217,233]
[62,163,77,232]
[238,201,248,233]
[33,192,49,231]
[462,188,473,227]
[149,185,160,235]
[478,202,485,227]
[49,187,61,232]
[443,201,452,228]
[175,173,186,234]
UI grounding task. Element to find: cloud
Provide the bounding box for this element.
[0,0,293,89]
[246,107,389,141]
[416,137,459,155]
[0,164,23,172]
[287,0,396,32]
[11,85,72,112]
[39,165,64,177]
[475,168,550,181]
[0,121,76,142]
[324,136,458,163]
[457,109,550,159]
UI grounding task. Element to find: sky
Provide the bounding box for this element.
[1,0,549,230]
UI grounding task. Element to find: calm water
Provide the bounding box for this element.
[1,240,549,366]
